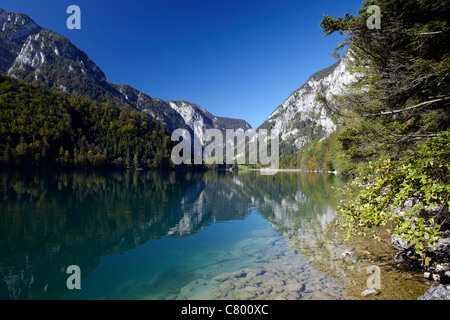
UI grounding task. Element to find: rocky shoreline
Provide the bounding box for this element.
[276,220,437,300]
[391,236,450,300]
[385,196,450,299]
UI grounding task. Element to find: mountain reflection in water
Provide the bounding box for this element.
[0,169,344,300]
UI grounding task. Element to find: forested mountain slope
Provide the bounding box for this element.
[0,73,173,168]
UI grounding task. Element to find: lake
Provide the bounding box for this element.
[0,169,430,300]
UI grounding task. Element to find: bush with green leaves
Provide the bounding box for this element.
[335,132,449,265]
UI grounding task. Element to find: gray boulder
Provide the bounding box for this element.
[418,284,450,300]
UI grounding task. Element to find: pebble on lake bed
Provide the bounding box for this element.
[361,289,380,297]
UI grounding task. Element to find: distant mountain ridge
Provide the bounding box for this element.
[0,8,251,140]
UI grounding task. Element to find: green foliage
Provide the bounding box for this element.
[279,128,353,173]
[335,132,450,264]
[319,0,450,264]
[0,73,174,169]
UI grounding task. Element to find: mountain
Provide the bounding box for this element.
[0,8,251,139]
[110,83,187,132]
[168,100,252,144]
[0,73,175,169]
[259,55,357,155]
[0,9,111,97]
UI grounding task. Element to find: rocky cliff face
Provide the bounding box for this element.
[0,9,251,137]
[0,9,41,71]
[111,83,187,132]
[1,9,107,93]
[168,100,252,145]
[260,55,357,152]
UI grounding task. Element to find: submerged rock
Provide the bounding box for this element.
[340,250,359,263]
[361,289,379,297]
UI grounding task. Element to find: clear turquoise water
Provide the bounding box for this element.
[0,169,346,300]
[63,211,268,299]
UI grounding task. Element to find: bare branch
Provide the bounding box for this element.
[361,97,450,117]
[416,31,443,35]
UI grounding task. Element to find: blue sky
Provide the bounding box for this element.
[2,0,364,128]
